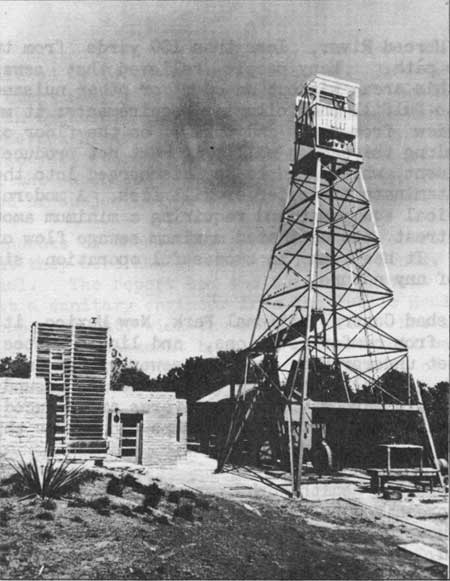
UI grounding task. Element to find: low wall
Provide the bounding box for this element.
[0,377,47,474]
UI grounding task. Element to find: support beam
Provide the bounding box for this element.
[308,401,421,411]
[296,155,321,498]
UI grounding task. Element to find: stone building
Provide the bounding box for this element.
[106,386,187,467]
[0,322,187,470]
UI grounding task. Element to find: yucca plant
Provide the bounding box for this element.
[9,452,87,499]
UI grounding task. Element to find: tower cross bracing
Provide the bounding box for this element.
[216,75,442,496]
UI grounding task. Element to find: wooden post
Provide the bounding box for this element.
[103,331,112,441]
[406,356,411,405]
[286,403,295,497]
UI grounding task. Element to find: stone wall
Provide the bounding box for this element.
[142,392,179,467]
[0,377,47,474]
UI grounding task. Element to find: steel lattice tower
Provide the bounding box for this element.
[216,75,442,496]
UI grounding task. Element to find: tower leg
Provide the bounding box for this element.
[296,156,321,498]
[413,376,444,487]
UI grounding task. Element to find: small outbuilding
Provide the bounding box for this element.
[106,386,187,467]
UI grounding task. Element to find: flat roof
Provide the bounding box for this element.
[305,74,359,96]
[197,383,258,403]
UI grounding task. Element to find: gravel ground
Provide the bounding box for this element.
[0,454,447,580]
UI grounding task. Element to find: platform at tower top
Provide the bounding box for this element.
[304,74,360,96]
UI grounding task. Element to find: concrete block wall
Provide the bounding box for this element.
[142,393,179,467]
[0,377,47,474]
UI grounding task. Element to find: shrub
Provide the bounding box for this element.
[106,476,124,497]
[142,483,163,509]
[167,490,182,504]
[174,500,195,521]
[8,452,87,500]
[179,489,197,501]
[0,473,27,496]
[194,497,211,511]
[122,473,145,493]
[167,488,197,504]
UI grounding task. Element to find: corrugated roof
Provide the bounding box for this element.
[197,383,258,403]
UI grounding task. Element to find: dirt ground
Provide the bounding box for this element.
[0,452,448,580]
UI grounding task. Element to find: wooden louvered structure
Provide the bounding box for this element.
[30,322,110,458]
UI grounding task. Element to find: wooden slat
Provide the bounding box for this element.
[398,543,448,566]
[35,322,108,449]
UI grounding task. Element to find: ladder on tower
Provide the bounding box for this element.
[48,349,67,455]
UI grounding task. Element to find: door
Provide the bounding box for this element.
[120,414,143,464]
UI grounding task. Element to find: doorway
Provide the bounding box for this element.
[120,413,143,464]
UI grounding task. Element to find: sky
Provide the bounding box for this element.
[0,0,448,384]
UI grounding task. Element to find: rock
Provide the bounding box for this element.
[383,489,402,500]
[112,503,135,517]
[242,503,262,517]
[150,508,173,525]
[67,496,87,508]
[129,565,146,579]
[87,495,111,515]
[142,541,158,552]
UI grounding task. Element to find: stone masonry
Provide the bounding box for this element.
[107,388,187,467]
[0,377,47,473]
